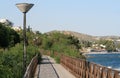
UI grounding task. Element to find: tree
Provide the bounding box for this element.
[8,27,20,47]
[0,23,9,49]
[0,23,20,49]
[97,39,116,52]
[105,40,116,52]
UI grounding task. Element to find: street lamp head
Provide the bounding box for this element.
[16,3,34,13]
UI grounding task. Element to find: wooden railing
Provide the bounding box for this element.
[24,55,38,78]
[40,49,120,78]
[60,54,120,78]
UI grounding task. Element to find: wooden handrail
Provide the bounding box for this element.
[60,54,120,78]
[24,55,38,78]
[39,50,120,78]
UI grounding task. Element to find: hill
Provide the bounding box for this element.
[46,30,120,41]
[46,30,95,41]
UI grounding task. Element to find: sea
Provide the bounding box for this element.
[86,52,120,71]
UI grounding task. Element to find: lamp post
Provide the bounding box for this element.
[16,3,34,74]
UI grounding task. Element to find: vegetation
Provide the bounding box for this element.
[0,23,39,78]
[95,39,117,52]
[0,21,120,77]
[38,32,86,62]
[0,43,38,78]
[0,23,20,49]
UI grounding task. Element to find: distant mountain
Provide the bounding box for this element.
[46,30,120,41]
[95,36,120,40]
[46,30,95,41]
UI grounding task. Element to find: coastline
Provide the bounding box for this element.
[85,52,120,72]
[82,51,120,55]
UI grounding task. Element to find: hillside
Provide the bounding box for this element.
[95,36,120,40]
[46,30,120,41]
[46,30,95,41]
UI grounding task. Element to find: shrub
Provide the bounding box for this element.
[0,43,39,78]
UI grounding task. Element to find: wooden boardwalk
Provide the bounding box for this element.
[34,55,76,78]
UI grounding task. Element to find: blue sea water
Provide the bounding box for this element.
[86,53,120,71]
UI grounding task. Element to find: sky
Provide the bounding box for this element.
[0,0,120,36]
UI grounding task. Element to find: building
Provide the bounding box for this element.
[12,26,22,31]
[0,18,13,26]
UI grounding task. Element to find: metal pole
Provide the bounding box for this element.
[23,12,27,74]
[15,3,34,76]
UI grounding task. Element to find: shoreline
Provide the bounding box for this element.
[82,51,120,55]
[85,52,120,72]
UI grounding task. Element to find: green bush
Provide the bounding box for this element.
[0,43,39,78]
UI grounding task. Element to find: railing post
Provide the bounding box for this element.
[114,71,119,78]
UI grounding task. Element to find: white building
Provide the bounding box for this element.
[0,18,13,26]
[12,26,22,31]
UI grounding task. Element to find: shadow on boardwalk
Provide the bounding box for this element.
[34,55,76,78]
[40,57,55,64]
